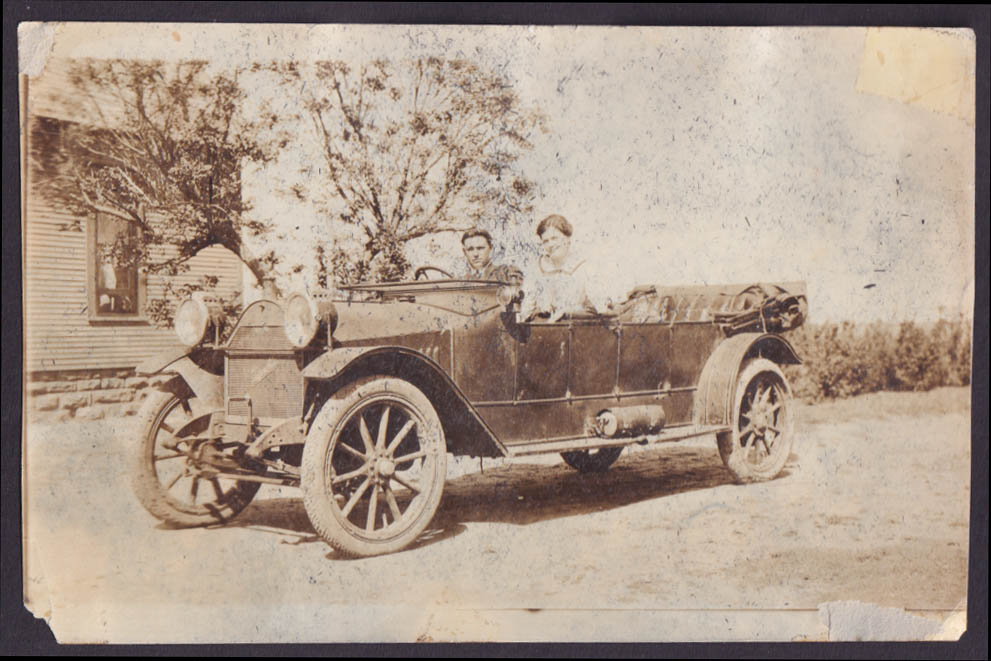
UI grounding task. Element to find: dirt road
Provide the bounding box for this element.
[23,388,970,642]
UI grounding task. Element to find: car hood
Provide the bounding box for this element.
[331,295,503,344]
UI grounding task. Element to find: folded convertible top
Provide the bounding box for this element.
[617,281,808,333]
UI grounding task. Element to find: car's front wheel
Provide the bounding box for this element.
[131,385,260,527]
[301,376,447,557]
[717,358,795,482]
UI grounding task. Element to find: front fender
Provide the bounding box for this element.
[303,346,508,458]
[137,348,224,410]
[301,347,387,380]
[693,332,801,427]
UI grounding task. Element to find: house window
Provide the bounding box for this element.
[88,212,145,320]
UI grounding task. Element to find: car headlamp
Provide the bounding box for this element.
[284,292,337,348]
[174,293,223,347]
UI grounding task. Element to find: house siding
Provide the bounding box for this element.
[24,194,243,375]
[23,58,246,421]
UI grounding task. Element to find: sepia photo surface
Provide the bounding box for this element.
[19,22,975,643]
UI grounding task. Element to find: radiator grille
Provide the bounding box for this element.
[226,356,303,420]
[227,326,295,352]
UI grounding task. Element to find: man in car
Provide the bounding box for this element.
[461,229,523,285]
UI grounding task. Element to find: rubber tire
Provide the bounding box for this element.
[131,388,260,527]
[561,446,624,473]
[301,376,447,557]
[717,358,794,483]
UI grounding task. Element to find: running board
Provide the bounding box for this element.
[504,424,731,458]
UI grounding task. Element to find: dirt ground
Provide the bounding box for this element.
[22,388,971,643]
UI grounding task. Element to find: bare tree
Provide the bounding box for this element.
[274,57,545,284]
[32,59,283,320]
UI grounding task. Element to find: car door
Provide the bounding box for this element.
[514,320,570,401]
[485,316,621,444]
[450,307,517,403]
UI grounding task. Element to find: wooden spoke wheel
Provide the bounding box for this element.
[561,446,624,473]
[302,376,447,557]
[717,358,794,483]
[131,388,260,527]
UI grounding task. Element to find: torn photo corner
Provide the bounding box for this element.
[19,23,975,644]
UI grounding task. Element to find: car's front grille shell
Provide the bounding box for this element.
[227,326,296,352]
[223,300,303,423]
[226,354,303,422]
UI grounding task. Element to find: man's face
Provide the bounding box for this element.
[462,236,493,271]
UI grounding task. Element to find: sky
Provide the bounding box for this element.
[23,23,976,322]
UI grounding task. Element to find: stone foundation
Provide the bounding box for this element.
[26,368,174,423]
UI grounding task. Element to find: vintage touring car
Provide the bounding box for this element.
[133,272,807,557]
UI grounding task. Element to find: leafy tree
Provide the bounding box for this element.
[31,59,282,321]
[273,57,545,284]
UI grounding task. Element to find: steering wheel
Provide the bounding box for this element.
[414,266,455,281]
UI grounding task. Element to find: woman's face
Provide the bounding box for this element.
[540,226,571,263]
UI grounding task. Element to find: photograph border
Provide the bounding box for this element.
[3,3,987,657]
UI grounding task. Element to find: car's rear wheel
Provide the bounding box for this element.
[717,358,794,482]
[301,376,447,557]
[561,446,624,473]
[131,387,260,527]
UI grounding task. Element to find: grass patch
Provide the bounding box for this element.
[795,386,970,425]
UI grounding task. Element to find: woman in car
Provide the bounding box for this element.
[520,214,606,321]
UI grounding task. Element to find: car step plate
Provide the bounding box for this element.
[505,424,731,457]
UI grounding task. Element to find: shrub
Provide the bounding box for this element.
[783,316,971,402]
